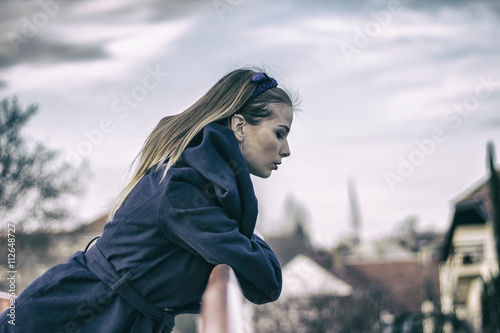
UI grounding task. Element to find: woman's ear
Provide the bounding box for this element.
[231,114,246,143]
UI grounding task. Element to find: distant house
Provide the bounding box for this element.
[265,222,312,265]
[265,215,443,322]
[439,171,500,332]
[266,221,352,297]
[257,224,381,332]
[332,238,441,317]
[281,254,353,298]
[3,213,109,293]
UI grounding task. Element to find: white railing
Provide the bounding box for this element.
[199,264,253,333]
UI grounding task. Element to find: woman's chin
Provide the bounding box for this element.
[250,170,272,179]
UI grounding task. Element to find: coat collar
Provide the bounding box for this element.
[179,123,258,238]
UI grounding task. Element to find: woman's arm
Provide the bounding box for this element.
[160,170,282,304]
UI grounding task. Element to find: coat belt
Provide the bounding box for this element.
[84,245,174,330]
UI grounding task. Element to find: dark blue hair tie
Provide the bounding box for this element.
[249,72,278,100]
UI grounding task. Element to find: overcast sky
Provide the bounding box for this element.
[1,0,499,247]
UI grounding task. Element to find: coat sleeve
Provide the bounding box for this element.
[159,170,282,304]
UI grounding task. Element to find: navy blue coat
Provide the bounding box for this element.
[0,123,282,332]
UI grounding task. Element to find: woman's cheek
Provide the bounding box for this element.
[259,132,277,154]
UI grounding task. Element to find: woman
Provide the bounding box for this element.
[0,68,295,332]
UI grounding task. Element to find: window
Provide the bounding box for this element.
[452,242,484,265]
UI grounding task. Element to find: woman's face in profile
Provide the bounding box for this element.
[238,103,293,178]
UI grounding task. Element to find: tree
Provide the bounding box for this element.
[253,293,380,333]
[0,96,88,232]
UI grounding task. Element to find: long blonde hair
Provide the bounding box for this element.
[109,68,294,218]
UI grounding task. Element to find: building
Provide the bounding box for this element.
[281,253,353,298]
[0,214,108,294]
[256,229,380,332]
[439,169,500,332]
[335,245,441,316]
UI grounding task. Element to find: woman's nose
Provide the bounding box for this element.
[280,140,291,158]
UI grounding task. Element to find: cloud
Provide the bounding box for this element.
[1,19,197,95]
[1,0,499,244]
[0,37,108,69]
[0,0,200,91]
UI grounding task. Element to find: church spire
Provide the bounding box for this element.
[347,177,362,243]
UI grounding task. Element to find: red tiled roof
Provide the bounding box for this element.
[332,259,440,315]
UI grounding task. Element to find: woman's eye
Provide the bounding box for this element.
[276,132,283,140]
